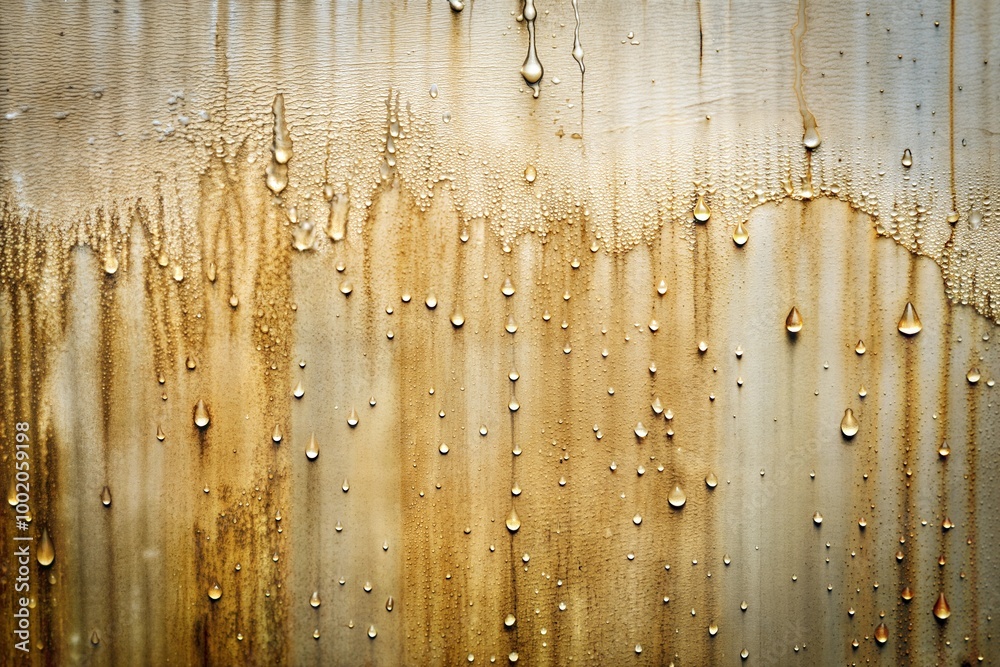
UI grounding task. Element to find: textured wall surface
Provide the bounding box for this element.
[1,1,998,665]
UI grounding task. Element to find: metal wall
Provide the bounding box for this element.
[1,1,998,665]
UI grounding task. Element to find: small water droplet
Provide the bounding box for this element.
[90,629,101,646]
[386,596,394,611]
[505,314,518,334]
[208,582,222,601]
[272,424,283,443]
[813,511,823,525]
[524,165,537,183]
[310,591,321,608]
[705,473,718,489]
[348,407,359,427]
[855,340,866,355]
[100,486,112,507]
[368,625,377,639]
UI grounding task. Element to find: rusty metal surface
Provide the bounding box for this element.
[1,1,999,665]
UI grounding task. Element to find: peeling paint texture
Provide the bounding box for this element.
[1,1,999,665]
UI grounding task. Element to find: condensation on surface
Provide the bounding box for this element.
[0,1,999,666]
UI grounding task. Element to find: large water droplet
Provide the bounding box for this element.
[100,485,112,507]
[208,582,222,601]
[668,486,687,508]
[840,408,859,438]
[785,307,803,333]
[306,434,319,460]
[874,622,888,645]
[194,400,211,428]
[901,148,913,167]
[37,528,55,566]
[506,507,521,532]
[693,195,711,223]
[933,592,951,621]
[732,221,748,246]
[634,422,648,438]
[897,302,922,335]
[310,591,322,608]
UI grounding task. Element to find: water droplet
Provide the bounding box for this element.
[103,253,119,275]
[967,367,981,384]
[897,302,922,335]
[938,441,951,458]
[502,277,515,297]
[208,582,222,601]
[632,514,642,525]
[705,473,718,489]
[272,424,283,443]
[785,307,803,333]
[505,613,517,628]
[657,280,668,295]
[310,591,321,608]
[36,528,55,566]
[901,148,913,167]
[193,400,210,428]
[229,294,239,308]
[813,511,823,525]
[668,486,687,508]
[368,625,377,639]
[634,422,648,438]
[693,195,711,223]
[425,293,437,309]
[505,315,518,333]
[855,340,866,355]
[306,434,319,460]
[874,622,889,645]
[439,443,450,455]
[840,408,859,438]
[524,165,537,183]
[451,310,465,327]
[741,649,749,660]
[520,0,543,94]
[732,221,749,246]
[933,592,951,621]
[506,507,521,532]
[386,596,394,611]
[339,280,353,296]
[858,384,868,398]
[901,586,914,601]
[90,629,101,646]
[293,381,305,399]
[342,479,350,493]
[709,623,719,636]
[348,407,359,427]
[449,0,464,12]
[100,486,112,507]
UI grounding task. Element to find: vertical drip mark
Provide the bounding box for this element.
[791,0,819,197]
[266,93,291,195]
[520,0,543,98]
[571,0,585,76]
[948,0,957,214]
[571,0,585,137]
[791,0,820,151]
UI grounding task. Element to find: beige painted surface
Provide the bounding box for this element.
[1,1,999,665]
